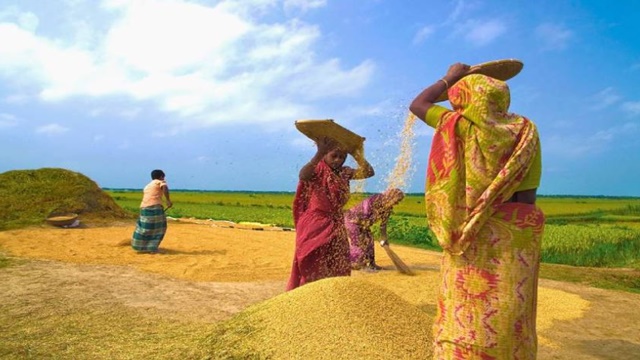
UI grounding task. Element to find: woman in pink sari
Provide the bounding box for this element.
[286,137,374,291]
[410,63,544,359]
[344,188,405,270]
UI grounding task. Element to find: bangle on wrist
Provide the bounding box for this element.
[439,78,450,89]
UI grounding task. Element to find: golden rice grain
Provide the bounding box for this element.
[205,276,434,359]
[385,113,417,191]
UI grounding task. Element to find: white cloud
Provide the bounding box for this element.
[454,19,507,46]
[283,0,327,13]
[0,0,374,130]
[285,59,375,100]
[103,1,251,74]
[535,23,573,50]
[342,103,387,118]
[290,136,316,150]
[545,134,602,158]
[17,11,38,32]
[0,113,18,128]
[544,123,638,158]
[35,123,69,135]
[3,94,30,104]
[622,101,640,116]
[119,108,142,119]
[416,0,473,44]
[589,87,621,110]
[413,26,435,45]
[442,0,470,26]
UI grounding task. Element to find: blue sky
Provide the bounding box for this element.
[1,0,639,196]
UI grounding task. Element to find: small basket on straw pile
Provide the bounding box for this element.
[45,213,79,227]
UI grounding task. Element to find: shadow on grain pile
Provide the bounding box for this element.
[204,276,433,359]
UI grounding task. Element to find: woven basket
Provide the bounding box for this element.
[435,59,524,102]
[46,213,78,227]
[295,119,365,155]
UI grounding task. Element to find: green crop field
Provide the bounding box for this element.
[107,190,640,276]
[108,190,295,227]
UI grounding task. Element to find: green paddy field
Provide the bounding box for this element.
[107,190,640,278]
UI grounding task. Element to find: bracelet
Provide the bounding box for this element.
[439,78,450,89]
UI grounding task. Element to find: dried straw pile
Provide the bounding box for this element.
[205,276,434,359]
[0,167,133,230]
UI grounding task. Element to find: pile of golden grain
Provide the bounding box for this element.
[205,276,434,359]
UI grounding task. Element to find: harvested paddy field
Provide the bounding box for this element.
[1,220,639,359]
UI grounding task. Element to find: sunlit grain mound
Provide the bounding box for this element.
[204,276,434,359]
[0,168,133,230]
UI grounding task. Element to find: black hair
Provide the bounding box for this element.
[151,169,165,180]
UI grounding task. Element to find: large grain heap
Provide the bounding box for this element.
[205,276,434,359]
[0,168,132,230]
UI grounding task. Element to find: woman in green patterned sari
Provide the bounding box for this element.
[410,63,544,359]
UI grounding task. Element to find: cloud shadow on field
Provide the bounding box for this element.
[579,339,640,360]
[417,303,437,316]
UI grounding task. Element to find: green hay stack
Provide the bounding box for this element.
[0,168,133,230]
[204,276,434,359]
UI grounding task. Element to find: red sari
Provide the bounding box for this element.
[286,160,352,291]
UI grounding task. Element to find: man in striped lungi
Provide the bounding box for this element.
[132,169,172,253]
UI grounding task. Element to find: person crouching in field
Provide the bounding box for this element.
[286,137,374,290]
[132,169,173,254]
[344,188,405,271]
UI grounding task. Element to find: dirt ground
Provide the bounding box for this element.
[1,220,639,359]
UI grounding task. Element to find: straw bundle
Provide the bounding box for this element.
[381,244,414,275]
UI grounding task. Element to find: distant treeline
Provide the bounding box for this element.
[105,188,295,194]
[104,188,640,199]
